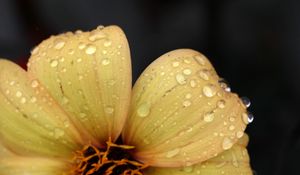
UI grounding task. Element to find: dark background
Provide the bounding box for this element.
[1,0,299,174]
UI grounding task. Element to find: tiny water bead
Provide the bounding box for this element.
[218,78,231,92]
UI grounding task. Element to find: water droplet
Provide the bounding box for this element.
[193,55,206,65]
[103,40,112,47]
[241,96,251,108]
[31,47,39,55]
[183,165,194,173]
[219,79,231,92]
[20,97,26,104]
[202,84,217,97]
[30,97,37,103]
[85,44,97,55]
[236,131,244,138]
[102,58,110,65]
[5,90,10,94]
[16,91,22,97]
[62,96,69,104]
[247,112,254,123]
[78,42,86,50]
[222,137,233,150]
[88,30,106,41]
[228,125,235,131]
[63,120,70,128]
[185,93,192,99]
[105,106,114,114]
[183,100,192,107]
[166,148,180,158]
[79,112,87,119]
[217,100,226,108]
[31,80,39,88]
[54,128,65,139]
[77,58,82,63]
[203,112,214,122]
[137,103,151,117]
[50,60,59,67]
[172,61,180,67]
[176,74,186,85]
[9,81,15,86]
[54,39,65,50]
[183,69,192,75]
[68,49,74,55]
[190,80,197,87]
[198,69,210,80]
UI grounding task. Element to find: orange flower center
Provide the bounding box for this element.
[72,138,148,175]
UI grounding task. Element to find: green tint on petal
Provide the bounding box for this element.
[0,60,83,157]
[28,26,132,145]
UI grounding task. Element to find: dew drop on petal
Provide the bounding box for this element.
[105,106,114,114]
[103,40,112,47]
[236,131,244,138]
[222,137,233,150]
[16,91,22,97]
[198,69,210,80]
[202,84,217,97]
[102,58,110,65]
[137,103,151,117]
[78,42,86,50]
[172,61,180,67]
[217,100,226,108]
[88,30,106,41]
[176,74,186,85]
[85,44,97,55]
[183,100,192,107]
[20,97,26,104]
[54,128,65,139]
[247,112,254,123]
[54,39,65,50]
[31,80,39,88]
[241,96,251,108]
[183,69,192,75]
[50,60,59,68]
[203,112,214,122]
[218,78,231,92]
[193,55,206,65]
[166,148,180,158]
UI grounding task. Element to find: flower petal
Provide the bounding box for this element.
[0,59,83,157]
[144,135,252,175]
[123,49,248,167]
[0,156,69,175]
[28,26,131,144]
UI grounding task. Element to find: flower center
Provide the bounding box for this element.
[72,138,147,175]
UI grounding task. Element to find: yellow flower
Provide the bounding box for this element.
[0,26,252,175]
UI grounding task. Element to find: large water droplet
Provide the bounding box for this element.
[222,137,233,150]
[241,96,251,108]
[198,69,210,80]
[85,44,97,55]
[203,84,217,97]
[203,112,214,122]
[137,103,151,117]
[54,39,65,50]
[247,112,254,123]
[176,74,186,85]
[166,148,180,158]
[50,60,59,68]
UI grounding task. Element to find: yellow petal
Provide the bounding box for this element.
[144,135,252,175]
[28,26,131,144]
[0,59,83,157]
[0,156,69,175]
[123,49,248,167]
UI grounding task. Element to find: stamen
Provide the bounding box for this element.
[72,138,148,175]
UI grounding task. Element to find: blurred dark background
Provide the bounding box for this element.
[0,0,299,174]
